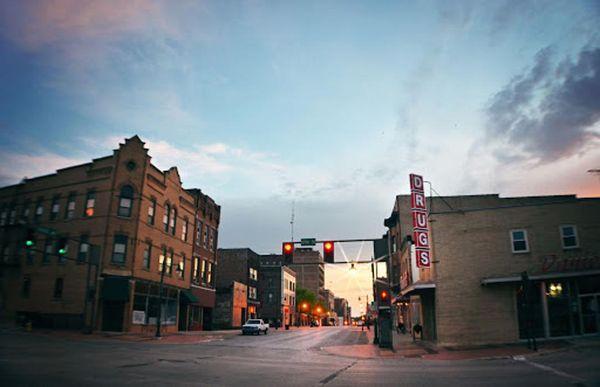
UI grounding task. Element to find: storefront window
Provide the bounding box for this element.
[546,281,572,337]
[132,281,178,325]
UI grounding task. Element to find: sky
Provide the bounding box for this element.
[1,0,599,315]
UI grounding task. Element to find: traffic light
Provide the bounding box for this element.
[24,228,36,249]
[376,283,391,308]
[323,241,334,263]
[282,242,294,259]
[56,238,68,256]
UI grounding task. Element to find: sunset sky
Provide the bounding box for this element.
[1,1,598,314]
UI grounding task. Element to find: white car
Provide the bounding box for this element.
[242,319,269,335]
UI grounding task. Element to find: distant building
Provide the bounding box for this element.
[213,281,247,329]
[321,288,336,325]
[334,297,350,325]
[288,248,325,302]
[0,136,220,334]
[215,248,261,327]
[259,254,296,327]
[386,193,600,346]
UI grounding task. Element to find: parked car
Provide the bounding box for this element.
[242,319,269,335]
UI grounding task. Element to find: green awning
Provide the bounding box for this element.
[180,289,198,304]
[102,276,130,301]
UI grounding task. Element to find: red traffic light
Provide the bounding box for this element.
[323,241,334,263]
[380,290,388,300]
[282,242,294,256]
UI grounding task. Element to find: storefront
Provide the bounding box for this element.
[483,271,600,339]
[180,286,215,331]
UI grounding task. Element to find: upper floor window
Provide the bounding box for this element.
[510,229,529,253]
[34,199,44,222]
[195,221,203,246]
[142,242,151,270]
[181,218,188,242]
[112,235,127,264]
[249,268,258,281]
[192,256,200,283]
[84,191,95,217]
[65,194,76,219]
[53,278,63,299]
[117,185,133,217]
[166,249,173,275]
[147,198,156,225]
[22,275,31,298]
[560,225,579,249]
[170,208,177,235]
[21,201,30,221]
[0,207,7,226]
[43,239,53,264]
[248,286,257,299]
[178,255,185,279]
[50,196,60,220]
[158,247,166,273]
[8,205,16,225]
[203,224,209,248]
[163,204,170,232]
[77,235,89,263]
[212,229,218,251]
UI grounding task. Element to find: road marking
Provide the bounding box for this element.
[512,356,585,384]
[319,361,357,384]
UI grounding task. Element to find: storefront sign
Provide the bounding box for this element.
[132,310,145,325]
[539,254,600,273]
[410,173,430,268]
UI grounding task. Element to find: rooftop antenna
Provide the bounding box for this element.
[290,200,295,242]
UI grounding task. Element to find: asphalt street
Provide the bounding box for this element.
[1,326,599,386]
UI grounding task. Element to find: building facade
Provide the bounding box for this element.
[334,297,350,325]
[288,248,325,302]
[386,193,600,346]
[0,136,220,334]
[214,248,261,327]
[258,254,296,327]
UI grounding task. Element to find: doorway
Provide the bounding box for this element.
[102,301,124,331]
[580,294,599,334]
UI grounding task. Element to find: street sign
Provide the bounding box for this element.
[301,238,316,246]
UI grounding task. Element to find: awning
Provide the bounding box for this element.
[191,286,216,308]
[180,289,199,304]
[481,269,600,285]
[400,282,436,296]
[102,276,130,301]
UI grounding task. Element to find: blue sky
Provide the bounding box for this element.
[1,1,599,311]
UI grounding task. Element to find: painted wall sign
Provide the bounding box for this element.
[410,173,431,268]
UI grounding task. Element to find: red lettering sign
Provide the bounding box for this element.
[415,249,431,268]
[410,174,424,192]
[411,191,426,210]
[414,230,430,249]
[412,210,428,230]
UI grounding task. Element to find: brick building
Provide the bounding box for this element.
[259,254,296,327]
[386,193,600,346]
[0,136,220,333]
[213,281,247,329]
[288,248,325,303]
[334,297,350,325]
[214,248,261,327]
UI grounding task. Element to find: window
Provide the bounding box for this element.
[203,224,209,247]
[0,206,6,226]
[65,193,76,219]
[170,208,176,235]
[34,199,44,222]
[8,205,16,225]
[53,278,63,299]
[249,268,258,281]
[181,218,188,241]
[84,191,95,217]
[166,249,173,275]
[21,200,30,221]
[510,229,529,253]
[57,238,68,264]
[248,286,257,299]
[132,281,177,326]
[112,235,127,264]
[200,260,207,283]
[1,245,9,263]
[206,262,213,285]
[117,185,133,217]
[50,196,60,220]
[78,235,89,263]
[192,256,200,283]
[158,247,165,272]
[142,242,151,270]
[163,204,170,232]
[178,256,185,279]
[147,198,156,225]
[196,220,203,246]
[560,225,579,249]
[43,239,53,264]
[22,275,31,298]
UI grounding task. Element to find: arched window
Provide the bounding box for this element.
[163,203,170,232]
[117,185,134,217]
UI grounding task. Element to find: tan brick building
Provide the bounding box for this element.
[288,248,325,302]
[386,194,600,346]
[0,136,220,333]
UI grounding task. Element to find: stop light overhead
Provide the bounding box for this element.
[24,228,36,248]
[323,241,334,263]
[282,242,294,257]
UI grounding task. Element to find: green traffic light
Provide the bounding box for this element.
[25,240,34,247]
[58,248,67,255]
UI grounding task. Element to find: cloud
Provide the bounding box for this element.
[0,152,86,186]
[485,45,600,163]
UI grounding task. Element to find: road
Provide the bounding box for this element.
[1,326,599,386]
